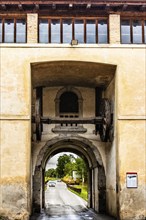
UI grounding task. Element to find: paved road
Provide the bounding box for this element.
[30,181,115,220]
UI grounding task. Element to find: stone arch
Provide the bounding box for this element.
[32,136,106,214]
[55,86,83,117]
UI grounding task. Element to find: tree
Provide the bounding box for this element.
[75,157,88,183]
[45,168,56,178]
[56,154,72,178]
[64,161,76,176]
[55,154,88,182]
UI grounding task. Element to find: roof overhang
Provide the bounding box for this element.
[0,0,146,5]
[0,0,145,13]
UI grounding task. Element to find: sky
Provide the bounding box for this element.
[45,152,78,170]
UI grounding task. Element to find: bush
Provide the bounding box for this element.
[62,175,76,185]
[75,178,80,185]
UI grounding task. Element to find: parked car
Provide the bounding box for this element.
[48,181,56,187]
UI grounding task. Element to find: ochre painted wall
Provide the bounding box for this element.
[118,120,146,220]
[0,45,145,219]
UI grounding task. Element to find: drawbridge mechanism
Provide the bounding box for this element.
[32,98,114,143]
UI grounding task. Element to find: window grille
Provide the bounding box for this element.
[121,19,146,44]
[0,18,26,43]
[39,18,108,44]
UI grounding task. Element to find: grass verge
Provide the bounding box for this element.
[68,184,88,201]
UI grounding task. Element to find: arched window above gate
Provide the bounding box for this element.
[55,87,83,118]
[59,91,79,117]
[53,87,86,133]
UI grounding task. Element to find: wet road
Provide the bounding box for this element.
[30,181,115,220]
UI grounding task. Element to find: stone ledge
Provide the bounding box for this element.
[52,125,87,133]
[0,43,146,49]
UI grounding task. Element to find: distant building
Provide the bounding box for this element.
[72,170,81,180]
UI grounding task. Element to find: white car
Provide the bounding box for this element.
[48,181,56,187]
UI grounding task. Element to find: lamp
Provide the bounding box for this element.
[71,39,78,46]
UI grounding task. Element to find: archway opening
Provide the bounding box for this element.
[32,137,106,216]
[44,151,89,215]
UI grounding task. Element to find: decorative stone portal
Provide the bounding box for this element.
[32,136,106,214]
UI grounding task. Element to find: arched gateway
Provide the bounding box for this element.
[33,136,106,214]
[31,60,116,217]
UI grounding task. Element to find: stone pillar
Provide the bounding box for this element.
[98,166,106,213]
[27,13,38,43]
[88,168,92,208]
[33,166,42,213]
[93,167,99,212]
[109,14,120,44]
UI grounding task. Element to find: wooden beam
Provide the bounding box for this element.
[95,87,103,133]
[40,116,103,125]
[0,1,146,6]
[36,87,43,135]
[36,87,43,117]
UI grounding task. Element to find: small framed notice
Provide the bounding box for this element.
[126,172,138,188]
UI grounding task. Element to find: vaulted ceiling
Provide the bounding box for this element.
[31,60,116,88]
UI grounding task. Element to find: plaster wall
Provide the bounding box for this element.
[118,120,146,220]
[0,44,145,219]
[1,45,145,118]
[0,120,31,220]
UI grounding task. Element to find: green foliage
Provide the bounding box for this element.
[45,168,56,178]
[68,184,88,201]
[45,176,57,183]
[64,161,76,176]
[46,154,88,183]
[75,157,88,183]
[62,175,76,185]
[56,154,74,178]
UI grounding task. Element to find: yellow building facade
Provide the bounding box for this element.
[0,1,146,220]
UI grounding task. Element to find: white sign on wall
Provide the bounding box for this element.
[126,172,138,188]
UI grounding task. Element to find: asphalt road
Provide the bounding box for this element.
[30,181,115,220]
